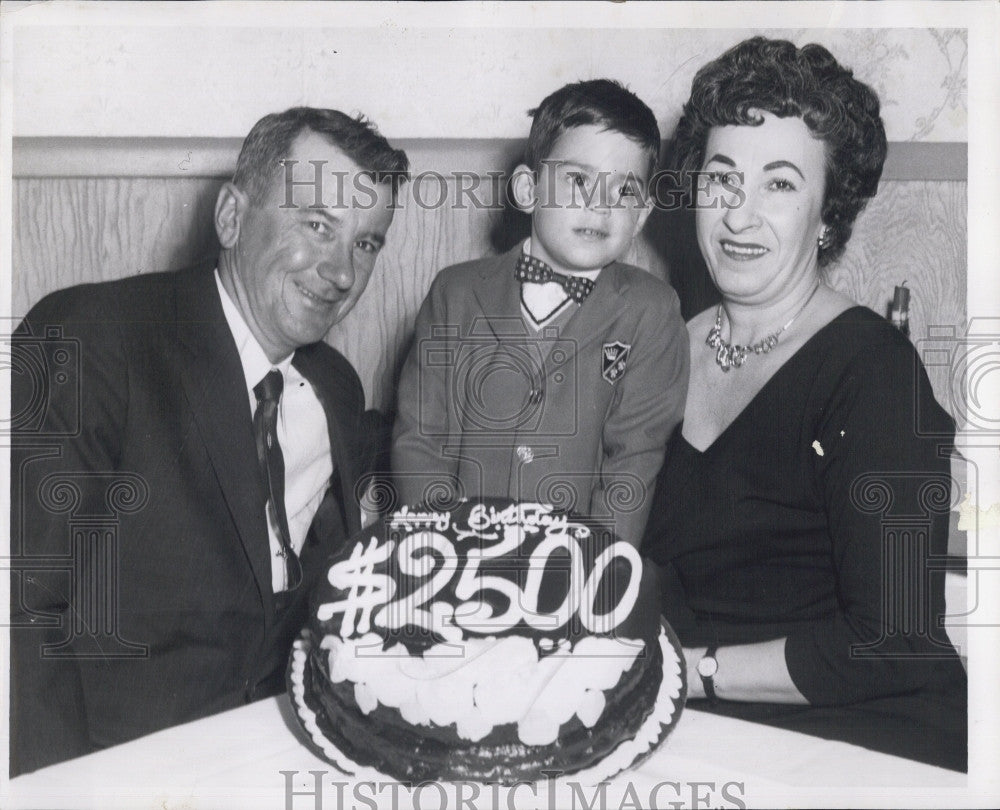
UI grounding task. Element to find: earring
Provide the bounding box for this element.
[817,227,831,250]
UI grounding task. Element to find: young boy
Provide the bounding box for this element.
[392,79,688,547]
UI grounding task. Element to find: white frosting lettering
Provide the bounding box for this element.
[389,505,451,533]
[324,503,640,638]
[316,537,397,636]
[376,531,463,641]
[579,543,642,634]
[454,502,578,540]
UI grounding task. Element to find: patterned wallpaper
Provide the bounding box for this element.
[611,28,969,144]
[12,26,967,143]
[828,28,967,141]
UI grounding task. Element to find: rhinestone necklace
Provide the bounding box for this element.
[707,282,821,372]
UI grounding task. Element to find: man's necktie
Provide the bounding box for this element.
[253,369,302,592]
[514,253,596,304]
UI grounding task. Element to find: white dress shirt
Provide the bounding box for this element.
[215,271,333,592]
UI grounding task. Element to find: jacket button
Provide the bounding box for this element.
[516,445,534,464]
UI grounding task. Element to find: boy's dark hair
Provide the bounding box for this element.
[525,79,661,175]
[233,106,410,205]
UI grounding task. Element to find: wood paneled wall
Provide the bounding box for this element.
[12,143,966,416]
[11,170,669,411]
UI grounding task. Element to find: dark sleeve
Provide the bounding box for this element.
[596,279,688,546]
[390,272,461,506]
[326,349,367,535]
[649,557,699,641]
[784,334,958,706]
[10,287,129,775]
[356,407,394,518]
[360,408,393,478]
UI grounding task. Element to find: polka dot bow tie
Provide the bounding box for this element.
[514,254,596,305]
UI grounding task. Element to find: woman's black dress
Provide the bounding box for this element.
[642,307,968,771]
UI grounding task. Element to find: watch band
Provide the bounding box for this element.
[700,646,719,703]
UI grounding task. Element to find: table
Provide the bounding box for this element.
[5,695,970,809]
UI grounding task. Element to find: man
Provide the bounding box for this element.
[9,108,408,775]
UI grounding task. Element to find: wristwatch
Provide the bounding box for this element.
[697,646,719,703]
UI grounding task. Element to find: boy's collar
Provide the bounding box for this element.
[521,238,603,281]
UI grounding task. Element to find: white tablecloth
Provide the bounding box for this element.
[5,694,972,809]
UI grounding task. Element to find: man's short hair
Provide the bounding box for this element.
[524,79,661,176]
[232,107,410,205]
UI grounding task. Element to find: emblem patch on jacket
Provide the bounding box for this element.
[602,341,631,384]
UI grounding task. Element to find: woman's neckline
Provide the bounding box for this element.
[680,305,870,454]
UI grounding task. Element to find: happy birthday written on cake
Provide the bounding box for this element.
[317,502,640,642]
[387,502,589,542]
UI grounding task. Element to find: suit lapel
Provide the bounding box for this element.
[174,263,275,616]
[555,261,631,368]
[292,346,360,538]
[470,246,524,341]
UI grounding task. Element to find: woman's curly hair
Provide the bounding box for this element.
[672,37,887,266]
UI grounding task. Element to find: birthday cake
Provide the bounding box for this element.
[288,499,685,784]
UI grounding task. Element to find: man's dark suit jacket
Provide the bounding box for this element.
[9,262,365,776]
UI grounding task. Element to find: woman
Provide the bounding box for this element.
[642,37,967,771]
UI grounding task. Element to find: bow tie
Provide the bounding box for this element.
[514,254,596,305]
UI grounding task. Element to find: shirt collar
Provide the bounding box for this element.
[215,269,294,390]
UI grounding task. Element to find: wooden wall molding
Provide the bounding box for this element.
[13,138,968,182]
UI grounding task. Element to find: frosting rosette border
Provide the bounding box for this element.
[286,625,687,787]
